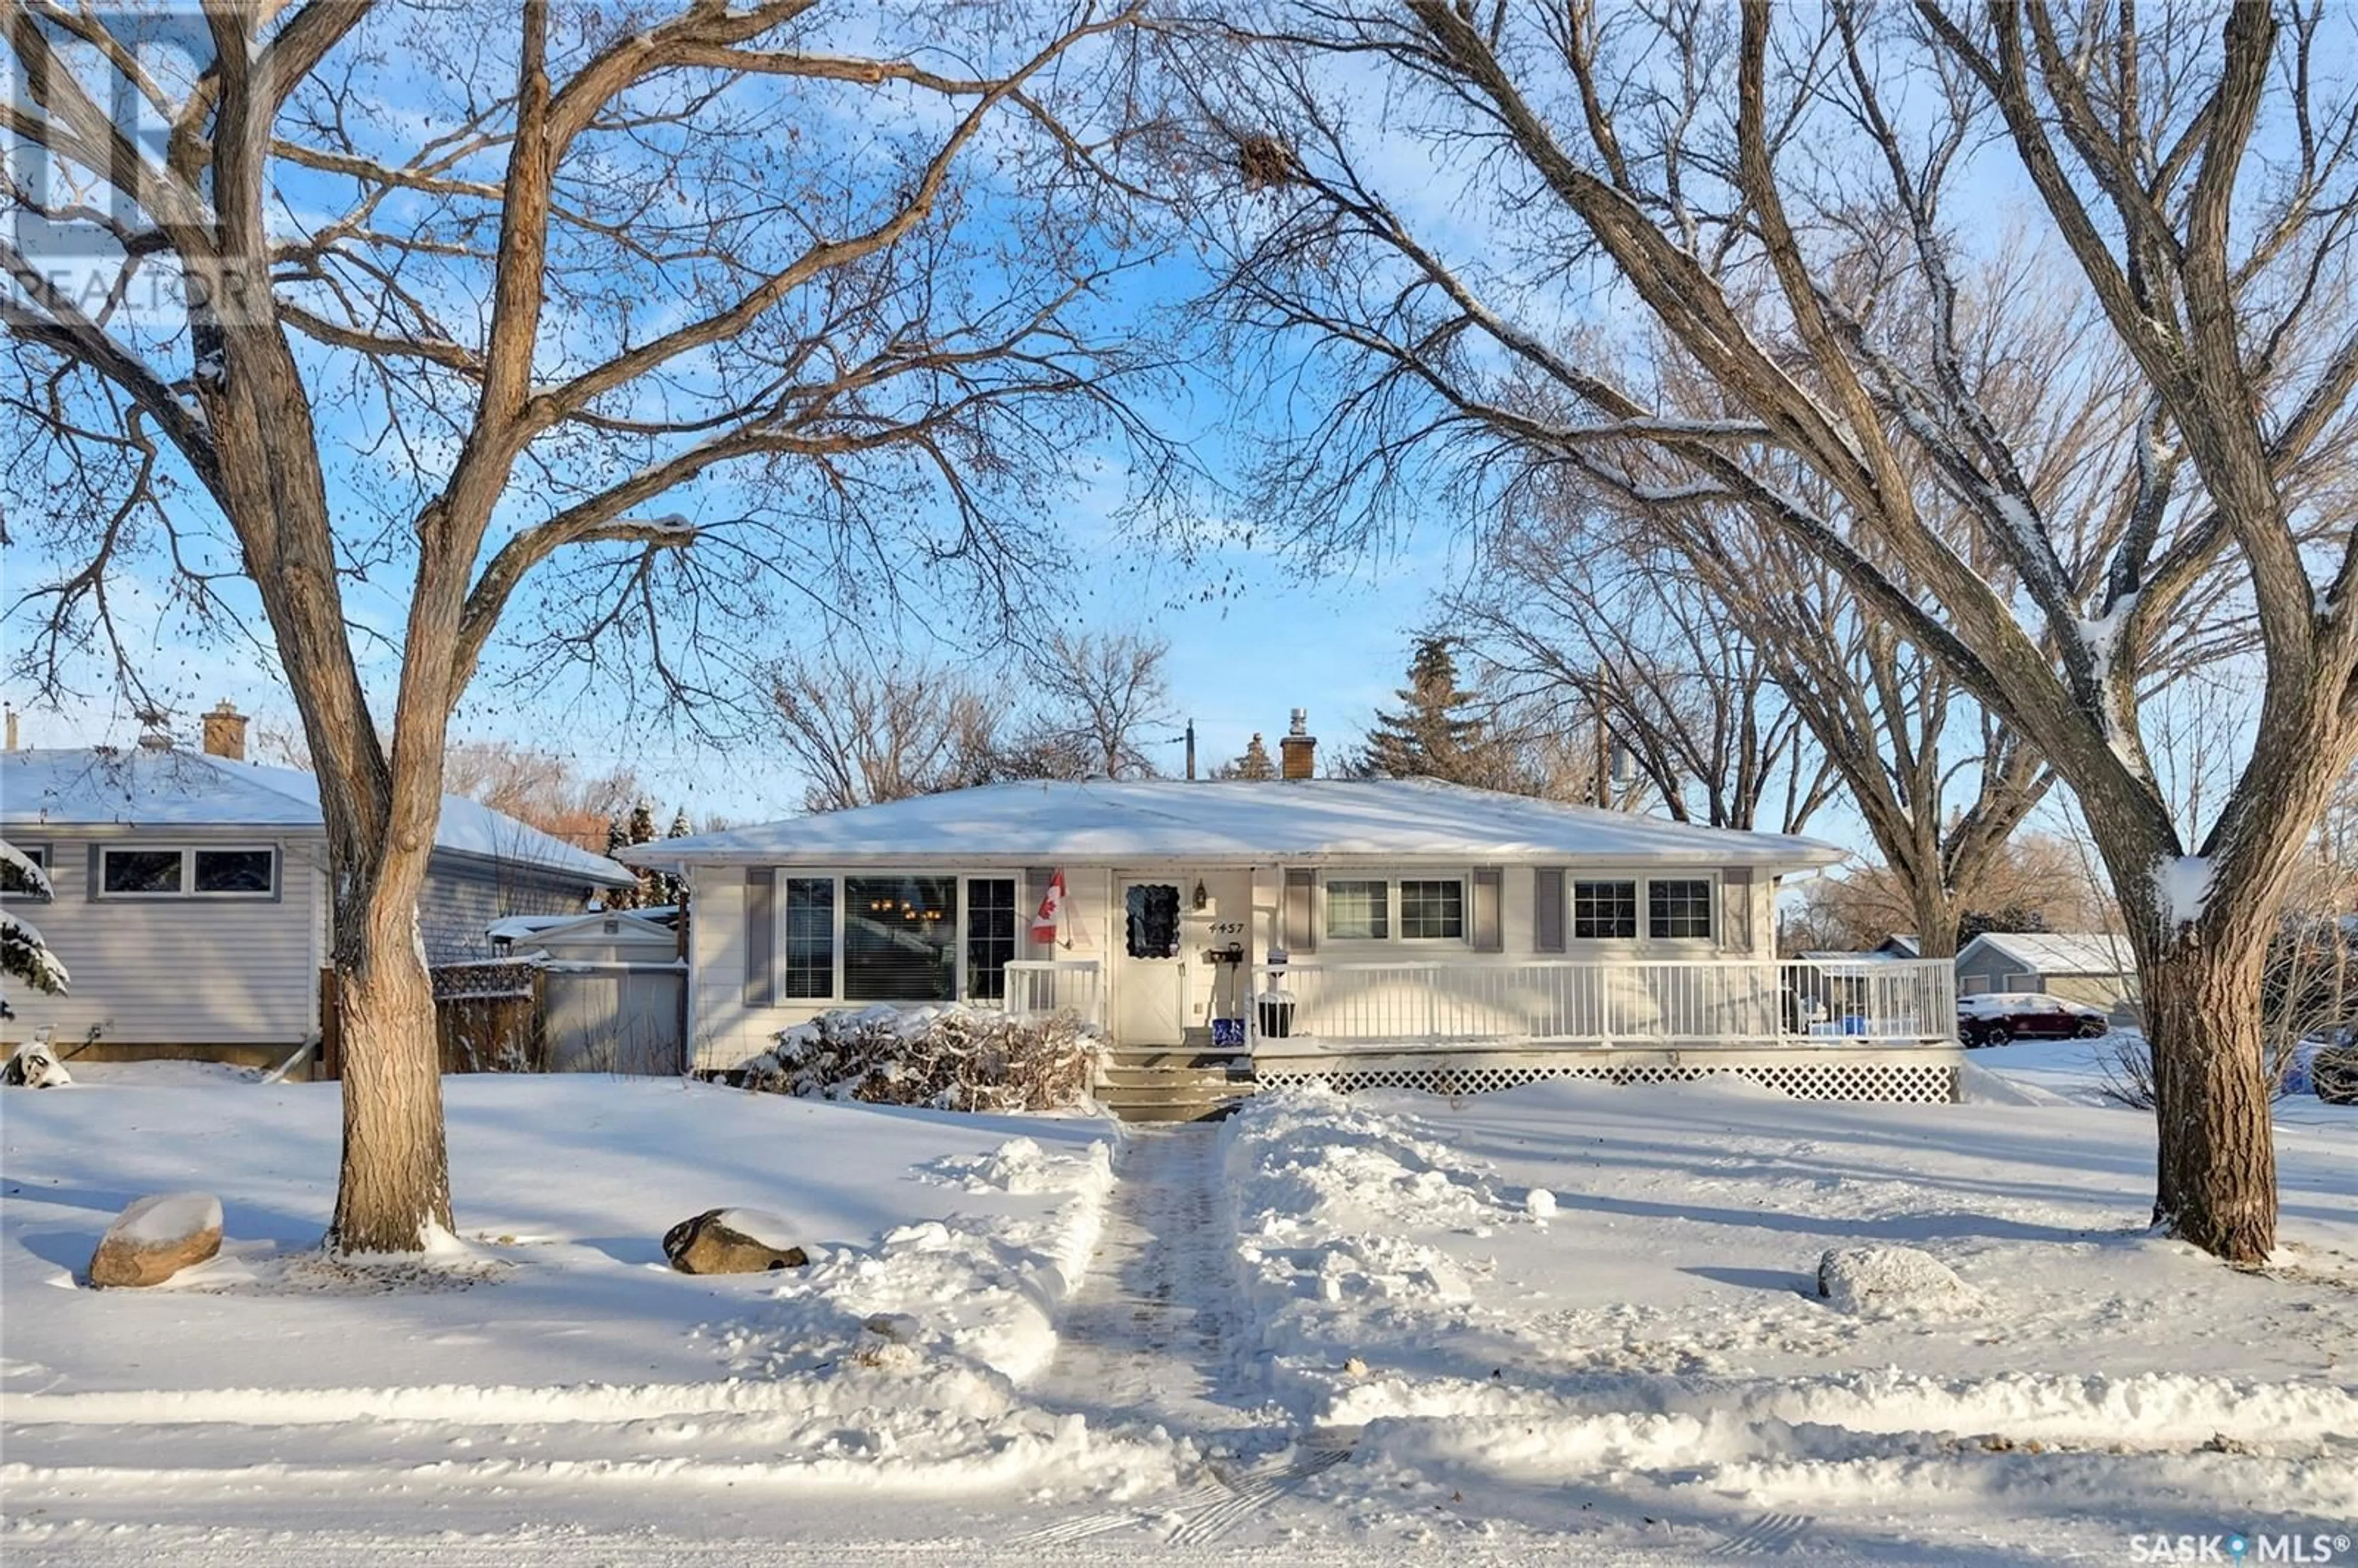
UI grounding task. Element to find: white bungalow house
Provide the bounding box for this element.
[625,773,1963,1103]
[1,715,634,1069]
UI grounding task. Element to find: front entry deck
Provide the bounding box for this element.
[1008,956,1964,1112]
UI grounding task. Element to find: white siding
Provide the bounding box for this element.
[1,832,327,1050]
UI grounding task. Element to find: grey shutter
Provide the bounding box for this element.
[743,868,776,1008]
[1533,867,1566,953]
[1024,867,1056,954]
[1282,867,1317,954]
[1471,866,1504,952]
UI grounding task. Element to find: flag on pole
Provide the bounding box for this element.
[1029,869,1067,943]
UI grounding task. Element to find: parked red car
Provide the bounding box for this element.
[1956,992,2109,1047]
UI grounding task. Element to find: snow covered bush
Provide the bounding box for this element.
[745,1003,1103,1112]
[1,838,69,1002]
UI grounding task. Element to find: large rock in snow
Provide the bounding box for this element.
[88,1192,222,1287]
[663,1208,809,1275]
[1816,1245,1972,1314]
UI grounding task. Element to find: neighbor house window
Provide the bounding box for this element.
[1398,880,1465,940]
[782,877,835,999]
[1573,880,1638,940]
[844,875,957,1001]
[2,844,48,898]
[1324,879,1388,940]
[966,877,1017,1001]
[98,845,278,898]
[1648,878,1714,940]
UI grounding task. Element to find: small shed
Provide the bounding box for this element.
[1955,931,2140,1016]
[488,906,680,963]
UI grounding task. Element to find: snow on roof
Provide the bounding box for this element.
[621,777,1846,871]
[487,907,677,942]
[1,747,634,887]
[1958,930,2136,976]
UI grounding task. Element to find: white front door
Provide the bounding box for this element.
[1113,877,1186,1047]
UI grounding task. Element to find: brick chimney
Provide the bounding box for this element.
[1280,707,1317,780]
[201,699,249,763]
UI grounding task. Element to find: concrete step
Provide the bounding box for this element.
[1099,1065,1246,1090]
[1103,1048,1251,1071]
[1112,1100,1245,1124]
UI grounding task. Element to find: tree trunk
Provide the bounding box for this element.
[2141,931,2276,1263]
[1906,879,1960,961]
[325,857,454,1254]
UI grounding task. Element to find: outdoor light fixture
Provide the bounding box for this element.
[1193,879,1208,910]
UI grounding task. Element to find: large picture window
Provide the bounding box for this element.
[98,845,277,898]
[1649,878,1714,941]
[1323,879,1388,940]
[844,875,957,1001]
[966,877,1018,1001]
[782,877,835,999]
[1573,880,1638,941]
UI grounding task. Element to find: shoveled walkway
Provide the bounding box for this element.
[1021,1124,1351,1546]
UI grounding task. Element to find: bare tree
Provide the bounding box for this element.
[1011,629,1175,778]
[443,740,639,852]
[769,648,998,811]
[1187,2,2358,1258]
[1459,535,1838,834]
[4,1,1172,1251]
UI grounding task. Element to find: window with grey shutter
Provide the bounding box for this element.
[744,868,777,1007]
[1283,867,1316,953]
[1471,866,1503,952]
[1533,867,1566,953]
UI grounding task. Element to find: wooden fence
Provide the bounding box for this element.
[316,960,682,1078]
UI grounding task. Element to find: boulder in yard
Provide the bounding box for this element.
[663,1208,809,1275]
[1816,1244,1973,1315]
[88,1192,223,1287]
[2314,1045,2358,1106]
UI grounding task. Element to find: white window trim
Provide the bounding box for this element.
[772,869,1015,1006]
[95,844,281,901]
[1564,869,1723,950]
[1318,871,1470,947]
[1,842,50,901]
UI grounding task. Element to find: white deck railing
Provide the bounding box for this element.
[1247,958,1955,1050]
[1003,959,1105,1028]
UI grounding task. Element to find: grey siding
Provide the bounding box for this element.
[419,854,604,963]
[0,831,325,1049]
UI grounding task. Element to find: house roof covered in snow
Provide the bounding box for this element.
[1956,930,2136,976]
[486,906,678,944]
[620,777,1846,872]
[1,746,635,887]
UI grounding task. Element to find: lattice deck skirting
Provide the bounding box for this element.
[1252,1054,1961,1104]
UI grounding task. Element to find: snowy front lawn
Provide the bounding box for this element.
[1220,1074,2358,1559]
[2,1068,1146,1526]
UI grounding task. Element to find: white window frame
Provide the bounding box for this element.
[1563,869,1722,950]
[771,869,1010,1005]
[95,844,280,901]
[1319,872,1469,947]
[1,842,50,901]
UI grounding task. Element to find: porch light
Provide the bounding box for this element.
[1193,879,1208,910]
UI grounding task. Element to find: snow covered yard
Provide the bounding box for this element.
[1219,1070,2358,1561]
[1,1066,1173,1554]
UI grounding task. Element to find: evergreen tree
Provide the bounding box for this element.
[1363,637,1496,783]
[1216,732,1278,780]
[602,816,639,909]
[1,840,68,1001]
[653,807,695,907]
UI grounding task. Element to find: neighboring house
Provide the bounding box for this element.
[621,772,1960,1094]
[488,906,680,964]
[1,716,634,1066]
[1955,931,2141,1015]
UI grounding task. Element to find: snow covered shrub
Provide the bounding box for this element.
[2314,1045,2358,1106]
[2096,1030,2157,1109]
[745,1003,1103,1112]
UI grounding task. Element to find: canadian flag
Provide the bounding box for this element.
[1029,869,1068,943]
